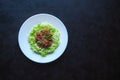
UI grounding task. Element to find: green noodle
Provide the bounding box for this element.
[28,22,60,57]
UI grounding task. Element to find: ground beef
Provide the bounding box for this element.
[35,29,53,48]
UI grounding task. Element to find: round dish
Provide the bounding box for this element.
[18,13,68,63]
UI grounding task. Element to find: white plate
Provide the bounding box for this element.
[18,13,68,63]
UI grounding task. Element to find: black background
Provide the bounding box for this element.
[0,0,120,80]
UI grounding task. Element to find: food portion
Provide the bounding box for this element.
[35,29,53,48]
[28,22,60,57]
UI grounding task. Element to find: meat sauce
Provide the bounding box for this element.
[35,29,53,48]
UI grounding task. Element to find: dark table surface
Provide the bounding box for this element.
[0,0,120,80]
